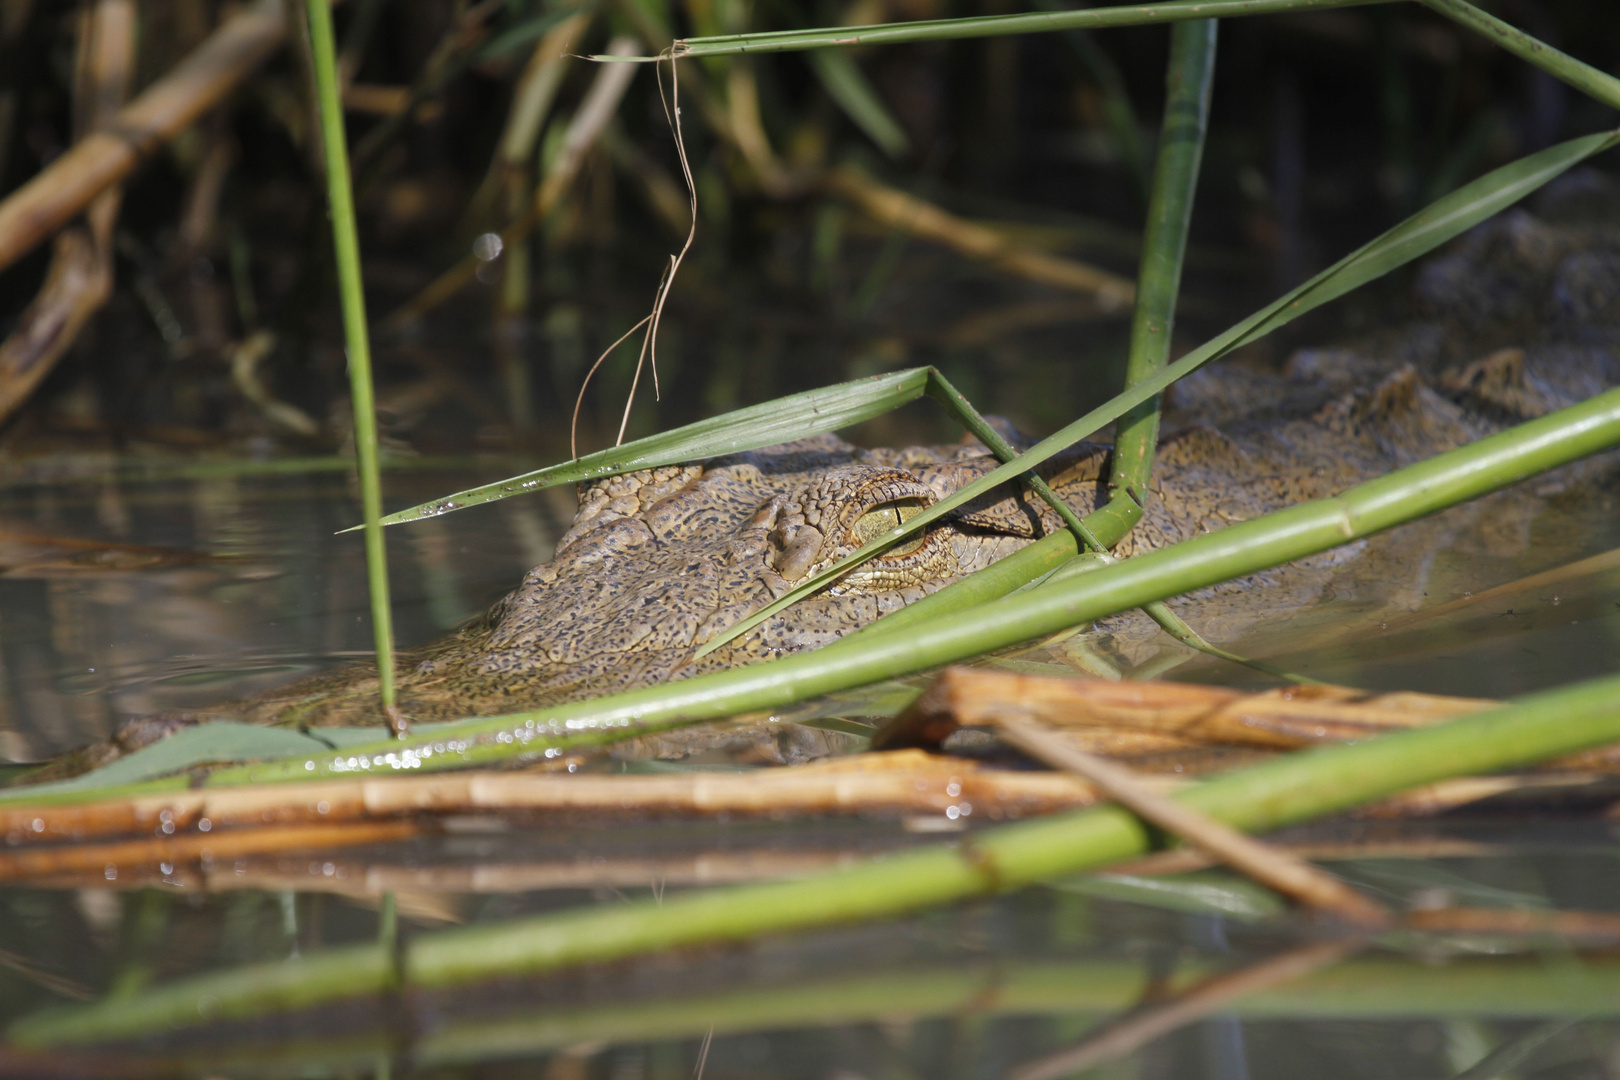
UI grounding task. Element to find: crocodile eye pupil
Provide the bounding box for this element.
[853,500,927,556]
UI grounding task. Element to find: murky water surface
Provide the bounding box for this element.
[1,459,1619,1078]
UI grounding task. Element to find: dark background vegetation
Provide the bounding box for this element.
[1,0,1618,457]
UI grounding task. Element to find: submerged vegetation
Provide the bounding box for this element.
[2,0,1620,1072]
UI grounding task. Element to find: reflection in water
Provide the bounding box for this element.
[0,464,572,759]
[1,466,1620,1076]
[6,836,1620,1077]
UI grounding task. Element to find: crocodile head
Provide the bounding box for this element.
[237,435,1110,728]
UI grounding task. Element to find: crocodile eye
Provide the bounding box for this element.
[853,498,927,556]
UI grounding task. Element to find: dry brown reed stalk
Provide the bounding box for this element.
[0,756,1577,888]
[885,668,1620,776]
[0,0,286,275]
[0,821,421,883]
[1005,939,1363,1080]
[380,37,642,332]
[33,835,1534,900]
[825,163,1137,307]
[0,751,1117,850]
[881,667,1496,751]
[995,711,1392,927]
[0,0,134,426]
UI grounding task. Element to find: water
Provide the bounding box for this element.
[0,460,575,759]
[1,456,1619,1077]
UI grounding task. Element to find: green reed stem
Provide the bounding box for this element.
[670,0,1394,57]
[1414,0,1620,112]
[1108,17,1215,505]
[305,0,397,713]
[1087,17,1280,674]
[16,669,1620,1044]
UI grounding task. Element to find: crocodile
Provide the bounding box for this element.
[79,205,1620,766]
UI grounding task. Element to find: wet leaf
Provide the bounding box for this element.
[366,367,932,530]
[20,721,462,796]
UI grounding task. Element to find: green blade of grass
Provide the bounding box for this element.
[306,0,398,712]
[363,367,932,530]
[668,0,1398,58]
[808,48,910,159]
[693,127,1620,657]
[16,667,1620,1041]
[1108,16,1215,506]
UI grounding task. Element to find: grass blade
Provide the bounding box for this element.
[306,0,399,715]
[367,368,931,529]
[1108,17,1214,504]
[669,0,1397,58]
[695,128,1620,655]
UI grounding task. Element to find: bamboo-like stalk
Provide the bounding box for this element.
[0,822,422,882]
[669,0,1394,57]
[304,0,399,724]
[1107,18,1214,503]
[0,752,1117,851]
[14,670,1620,1044]
[883,669,1495,749]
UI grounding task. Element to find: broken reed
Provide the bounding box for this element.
[15,668,1620,1044]
[304,0,398,715]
